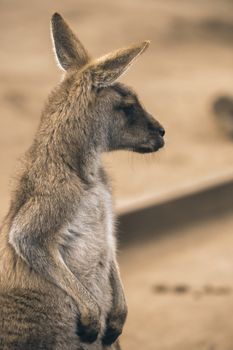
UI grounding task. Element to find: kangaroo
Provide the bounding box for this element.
[0,13,165,350]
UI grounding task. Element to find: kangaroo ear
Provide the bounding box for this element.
[90,41,150,87]
[51,13,90,71]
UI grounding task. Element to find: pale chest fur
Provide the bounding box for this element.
[58,181,115,285]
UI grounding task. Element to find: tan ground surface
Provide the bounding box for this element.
[1,0,233,218]
[120,211,233,350]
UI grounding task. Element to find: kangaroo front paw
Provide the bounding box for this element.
[76,305,101,343]
[102,311,127,346]
[102,324,122,346]
[77,321,100,343]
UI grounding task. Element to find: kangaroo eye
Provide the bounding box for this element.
[115,103,134,114]
[122,105,134,115]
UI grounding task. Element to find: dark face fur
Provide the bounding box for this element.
[94,83,165,154]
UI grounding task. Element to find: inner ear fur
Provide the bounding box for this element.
[51,13,90,71]
[89,41,150,87]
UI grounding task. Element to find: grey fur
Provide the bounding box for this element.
[0,13,165,350]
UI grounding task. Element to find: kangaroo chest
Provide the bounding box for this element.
[58,182,115,280]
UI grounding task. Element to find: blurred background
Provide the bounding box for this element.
[1,0,233,349]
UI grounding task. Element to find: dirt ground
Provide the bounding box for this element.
[119,210,233,350]
[0,0,233,218]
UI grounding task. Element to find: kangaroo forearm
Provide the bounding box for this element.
[110,262,127,314]
[102,261,127,346]
[9,229,97,313]
[9,225,101,343]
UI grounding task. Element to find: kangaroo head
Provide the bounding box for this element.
[50,13,165,157]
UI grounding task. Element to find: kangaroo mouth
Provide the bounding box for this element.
[134,146,155,153]
[134,136,164,154]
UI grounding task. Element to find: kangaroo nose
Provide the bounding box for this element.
[158,127,165,137]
